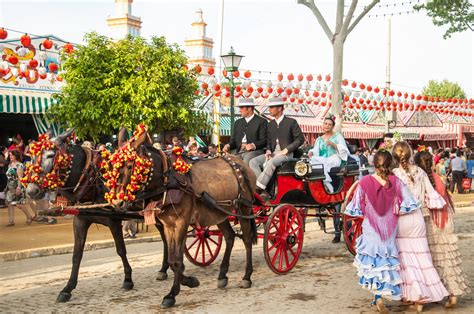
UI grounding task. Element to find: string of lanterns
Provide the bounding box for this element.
[190,65,474,117]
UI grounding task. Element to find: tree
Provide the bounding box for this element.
[414,0,474,39]
[297,0,380,131]
[422,79,466,98]
[51,32,205,140]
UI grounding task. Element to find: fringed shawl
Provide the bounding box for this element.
[359,175,403,241]
[432,172,451,229]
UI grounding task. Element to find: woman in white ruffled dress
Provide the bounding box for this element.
[392,141,449,312]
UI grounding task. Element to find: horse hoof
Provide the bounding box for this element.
[161,297,176,309]
[217,278,228,289]
[122,281,134,290]
[56,292,72,303]
[239,279,252,289]
[184,276,200,288]
[156,272,168,281]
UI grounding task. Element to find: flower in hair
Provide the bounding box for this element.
[326,114,336,122]
[417,145,427,153]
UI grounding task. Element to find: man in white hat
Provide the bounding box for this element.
[223,98,268,164]
[249,98,304,198]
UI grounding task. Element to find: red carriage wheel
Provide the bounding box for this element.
[184,226,223,267]
[263,204,304,274]
[342,181,363,255]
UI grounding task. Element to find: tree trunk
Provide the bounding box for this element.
[331,36,344,132]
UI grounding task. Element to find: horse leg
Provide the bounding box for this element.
[155,222,169,281]
[237,210,256,289]
[216,219,235,289]
[108,219,134,290]
[57,217,92,302]
[179,263,200,288]
[161,218,189,309]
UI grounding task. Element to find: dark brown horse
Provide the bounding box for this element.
[25,129,171,303]
[110,130,258,308]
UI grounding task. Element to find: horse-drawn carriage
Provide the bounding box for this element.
[185,150,363,274]
[24,127,362,308]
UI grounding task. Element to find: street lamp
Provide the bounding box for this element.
[221,47,244,135]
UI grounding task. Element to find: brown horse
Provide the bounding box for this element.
[110,130,258,308]
[24,129,171,303]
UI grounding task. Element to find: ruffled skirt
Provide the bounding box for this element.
[424,215,471,296]
[396,209,449,303]
[354,236,402,300]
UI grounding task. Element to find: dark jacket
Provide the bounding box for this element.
[229,114,268,151]
[266,116,304,154]
[359,154,369,176]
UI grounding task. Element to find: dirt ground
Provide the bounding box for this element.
[0,205,473,313]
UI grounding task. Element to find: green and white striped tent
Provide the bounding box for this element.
[0,90,63,135]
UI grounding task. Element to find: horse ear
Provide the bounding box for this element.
[118,127,128,147]
[54,128,74,144]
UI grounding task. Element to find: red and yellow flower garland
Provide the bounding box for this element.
[172,146,192,174]
[101,125,153,203]
[20,133,72,189]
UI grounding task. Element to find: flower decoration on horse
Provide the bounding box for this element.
[171,146,192,174]
[20,133,72,189]
[101,124,153,204]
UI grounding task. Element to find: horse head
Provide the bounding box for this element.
[25,128,75,200]
[103,125,156,210]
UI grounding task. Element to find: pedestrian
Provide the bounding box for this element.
[122,219,137,238]
[449,150,466,194]
[207,144,218,158]
[345,149,419,313]
[467,153,474,192]
[392,141,449,312]
[414,149,470,308]
[0,146,8,207]
[359,147,370,177]
[435,156,447,184]
[4,150,34,226]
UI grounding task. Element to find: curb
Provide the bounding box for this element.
[454,202,473,208]
[0,235,162,262]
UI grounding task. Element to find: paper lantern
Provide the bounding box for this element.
[287,73,294,81]
[7,55,18,65]
[222,69,227,77]
[20,34,31,47]
[316,74,322,81]
[29,59,38,68]
[201,82,208,90]
[194,65,202,73]
[48,62,58,73]
[244,70,251,78]
[325,74,331,82]
[374,87,380,93]
[0,28,8,40]
[306,74,313,82]
[63,43,74,54]
[297,74,304,81]
[359,83,366,90]
[342,79,348,86]
[207,67,214,75]
[233,70,240,77]
[277,73,283,81]
[42,38,53,50]
[351,81,357,88]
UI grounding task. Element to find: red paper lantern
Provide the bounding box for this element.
[194,65,202,73]
[316,74,322,81]
[235,85,242,92]
[321,101,326,106]
[293,88,300,94]
[285,88,292,95]
[244,70,251,78]
[194,90,200,96]
[48,62,58,73]
[277,87,283,94]
[351,81,357,88]
[8,55,19,65]
[43,38,53,50]
[29,59,38,68]
[325,74,331,82]
[207,67,215,75]
[213,84,221,91]
[313,91,320,97]
[247,86,254,93]
[374,87,380,93]
[359,83,366,90]
[203,90,209,96]
[267,87,273,93]
[233,70,240,77]
[366,85,372,92]
[389,90,395,97]
[39,73,47,80]
[277,73,283,81]
[0,28,7,40]
[342,79,348,86]
[287,73,294,81]
[306,74,313,81]
[201,82,208,90]
[321,92,327,98]
[222,69,228,77]
[20,34,31,47]
[257,86,263,93]
[297,74,304,81]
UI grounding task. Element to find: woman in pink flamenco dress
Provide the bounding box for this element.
[392,142,449,312]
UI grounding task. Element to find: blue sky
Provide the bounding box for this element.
[1,0,472,96]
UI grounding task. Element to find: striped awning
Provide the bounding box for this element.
[0,92,57,114]
[341,123,384,139]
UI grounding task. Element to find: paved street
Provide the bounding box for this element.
[1,206,473,313]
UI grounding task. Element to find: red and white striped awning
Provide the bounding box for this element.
[342,123,384,139]
[417,127,457,141]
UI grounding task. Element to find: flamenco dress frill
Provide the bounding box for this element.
[344,183,418,300]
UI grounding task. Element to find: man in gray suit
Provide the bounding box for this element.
[249,98,304,197]
[223,98,268,164]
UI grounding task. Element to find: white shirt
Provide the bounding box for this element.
[242,114,255,143]
[275,114,285,126]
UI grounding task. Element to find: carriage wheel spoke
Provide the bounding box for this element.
[193,238,201,261]
[288,225,301,236]
[288,245,297,259]
[268,235,280,251]
[204,238,214,260]
[277,244,284,270]
[187,237,199,250]
[283,246,290,269]
[271,243,281,265]
[208,236,220,246]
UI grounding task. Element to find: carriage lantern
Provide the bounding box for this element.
[294,160,310,177]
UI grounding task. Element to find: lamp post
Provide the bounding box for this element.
[220,47,243,135]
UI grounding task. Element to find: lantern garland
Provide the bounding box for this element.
[171,146,192,174]
[101,124,153,204]
[20,134,72,190]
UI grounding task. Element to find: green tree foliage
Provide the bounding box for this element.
[414,0,474,39]
[51,32,205,140]
[422,79,466,98]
